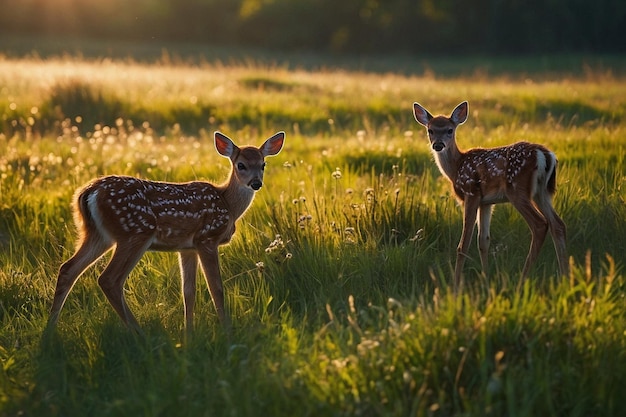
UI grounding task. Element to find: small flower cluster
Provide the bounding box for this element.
[264,234,293,262]
[292,196,313,229]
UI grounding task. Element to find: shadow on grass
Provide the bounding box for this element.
[33,320,188,416]
[30,79,218,136]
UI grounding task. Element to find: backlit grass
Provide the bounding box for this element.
[1,53,625,416]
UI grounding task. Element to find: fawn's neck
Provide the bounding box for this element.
[433,142,463,183]
[218,174,256,220]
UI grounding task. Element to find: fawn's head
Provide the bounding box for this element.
[413,101,468,152]
[215,131,285,190]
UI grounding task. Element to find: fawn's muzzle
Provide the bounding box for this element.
[432,142,445,152]
[250,179,263,190]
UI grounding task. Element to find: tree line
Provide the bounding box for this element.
[1,0,624,55]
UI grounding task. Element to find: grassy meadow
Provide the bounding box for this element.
[0,51,625,416]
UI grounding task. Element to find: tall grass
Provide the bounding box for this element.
[0,54,625,416]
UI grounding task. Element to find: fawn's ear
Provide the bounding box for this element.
[413,102,433,127]
[214,132,238,157]
[261,131,285,157]
[451,101,469,125]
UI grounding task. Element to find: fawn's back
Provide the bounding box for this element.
[77,175,233,251]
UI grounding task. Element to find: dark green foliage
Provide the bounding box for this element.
[1,0,624,54]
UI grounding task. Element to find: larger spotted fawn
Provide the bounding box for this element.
[48,131,285,334]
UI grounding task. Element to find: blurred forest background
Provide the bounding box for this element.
[1,0,624,55]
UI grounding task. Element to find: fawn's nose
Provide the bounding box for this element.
[432,142,445,152]
[249,179,263,190]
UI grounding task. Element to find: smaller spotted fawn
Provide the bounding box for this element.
[413,101,568,285]
[48,131,285,334]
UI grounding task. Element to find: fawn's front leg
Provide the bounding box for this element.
[197,243,231,330]
[179,250,199,336]
[477,204,493,278]
[455,196,481,286]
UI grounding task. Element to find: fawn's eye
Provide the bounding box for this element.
[237,162,246,170]
[262,162,266,170]
[447,129,454,135]
[428,129,433,135]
